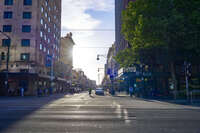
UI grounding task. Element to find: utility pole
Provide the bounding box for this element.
[50,56,54,94]
[0,30,10,94]
[184,61,191,102]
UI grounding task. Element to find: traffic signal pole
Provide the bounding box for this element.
[184,61,191,102]
[0,30,10,94]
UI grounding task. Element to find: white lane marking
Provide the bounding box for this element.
[115,104,122,119]
[123,109,131,124]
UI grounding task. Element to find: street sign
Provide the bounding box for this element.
[110,75,114,80]
[107,68,112,75]
[46,55,52,67]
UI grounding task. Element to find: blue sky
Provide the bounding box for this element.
[61,0,115,84]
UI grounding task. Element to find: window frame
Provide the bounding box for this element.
[3,25,12,32]
[4,11,13,19]
[22,25,31,33]
[23,0,32,6]
[4,0,13,5]
[23,12,32,19]
[2,39,11,47]
[20,53,30,61]
[21,39,30,47]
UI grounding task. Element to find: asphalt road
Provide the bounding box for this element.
[0,92,200,133]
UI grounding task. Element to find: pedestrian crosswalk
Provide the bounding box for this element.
[0,93,200,133]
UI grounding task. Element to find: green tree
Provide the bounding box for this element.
[116,0,200,98]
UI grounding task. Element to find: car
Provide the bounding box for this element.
[95,88,104,95]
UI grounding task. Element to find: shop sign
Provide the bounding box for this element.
[123,67,136,73]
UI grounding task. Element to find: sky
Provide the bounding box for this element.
[61,0,115,84]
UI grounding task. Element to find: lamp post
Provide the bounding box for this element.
[96,54,106,61]
[0,30,10,93]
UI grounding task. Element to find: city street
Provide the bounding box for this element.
[0,92,200,133]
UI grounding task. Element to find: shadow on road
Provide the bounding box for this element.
[89,95,95,98]
[136,97,200,107]
[0,94,67,133]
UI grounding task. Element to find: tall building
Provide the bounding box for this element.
[60,32,75,85]
[61,33,75,69]
[114,0,135,77]
[115,0,135,55]
[0,0,62,95]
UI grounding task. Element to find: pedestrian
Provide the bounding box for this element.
[129,86,134,97]
[88,88,92,95]
[20,87,24,97]
[45,88,48,96]
[37,87,40,97]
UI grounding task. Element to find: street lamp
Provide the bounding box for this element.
[96,54,106,61]
[0,30,11,93]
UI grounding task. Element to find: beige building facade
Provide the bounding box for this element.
[0,0,62,95]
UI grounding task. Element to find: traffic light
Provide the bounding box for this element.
[186,63,192,77]
[1,52,5,60]
[184,61,192,77]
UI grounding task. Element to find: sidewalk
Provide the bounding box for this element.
[112,92,200,106]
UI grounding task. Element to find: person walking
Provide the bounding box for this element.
[129,86,134,97]
[20,87,24,97]
[88,88,92,95]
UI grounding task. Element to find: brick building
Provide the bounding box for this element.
[0,0,62,95]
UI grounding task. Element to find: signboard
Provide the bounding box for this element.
[123,67,136,73]
[114,69,118,77]
[46,55,52,67]
[107,68,112,75]
[110,75,114,80]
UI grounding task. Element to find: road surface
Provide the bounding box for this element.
[0,92,200,133]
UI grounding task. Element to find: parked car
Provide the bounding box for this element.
[95,88,104,95]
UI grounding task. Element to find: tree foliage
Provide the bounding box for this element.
[116,0,200,66]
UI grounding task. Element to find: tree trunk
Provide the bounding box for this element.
[170,62,178,100]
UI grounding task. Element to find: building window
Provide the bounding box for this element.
[4,0,13,5]
[1,52,6,60]
[3,25,12,32]
[48,17,51,22]
[24,0,32,5]
[45,12,47,18]
[23,12,32,19]
[21,53,30,61]
[45,1,48,6]
[40,31,43,37]
[44,47,46,52]
[22,25,31,32]
[40,19,43,25]
[41,7,44,13]
[4,11,13,19]
[2,39,11,47]
[40,44,43,50]
[48,38,50,43]
[21,39,30,47]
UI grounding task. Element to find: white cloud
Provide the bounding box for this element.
[61,0,114,81]
[61,0,114,36]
